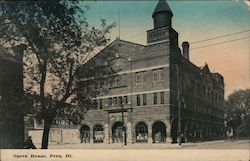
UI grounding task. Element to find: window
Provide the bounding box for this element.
[124,96,128,104]
[93,100,98,109]
[99,99,103,109]
[136,95,140,106]
[136,71,147,84]
[122,74,127,85]
[116,76,122,86]
[153,68,164,81]
[143,72,147,83]
[160,92,164,104]
[143,94,147,106]
[153,70,159,81]
[113,97,117,105]
[110,77,115,87]
[136,72,142,83]
[109,75,127,88]
[160,69,164,80]
[135,122,148,143]
[153,93,157,105]
[108,98,112,106]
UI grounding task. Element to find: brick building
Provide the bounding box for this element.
[79,0,225,144]
[0,45,26,148]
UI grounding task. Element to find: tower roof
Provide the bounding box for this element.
[153,0,173,17]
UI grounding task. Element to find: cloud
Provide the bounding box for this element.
[232,0,250,10]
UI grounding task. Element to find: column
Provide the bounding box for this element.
[166,129,171,143]
[104,123,109,144]
[126,122,133,144]
[90,131,94,144]
[148,125,153,143]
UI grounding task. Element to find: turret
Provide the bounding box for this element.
[152,0,173,29]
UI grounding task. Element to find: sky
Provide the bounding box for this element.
[82,0,250,97]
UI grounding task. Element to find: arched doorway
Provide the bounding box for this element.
[112,122,125,143]
[152,121,166,143]
[80,125,90,143]
[135,122,148,143]
[171,118,178,143]
[93,124,104,143]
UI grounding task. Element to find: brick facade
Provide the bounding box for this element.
[79,0,224,144]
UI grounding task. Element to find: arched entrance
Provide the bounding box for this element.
[135,122,148,143]
[93,124,104,143]
[112,122,125,143]
[152,121,166,143]
[80,125,90,143]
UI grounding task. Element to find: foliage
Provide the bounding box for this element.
[225,89,250,137]
[0,0,116,148]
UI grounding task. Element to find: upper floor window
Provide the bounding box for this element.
[153,68,164,81]
[99,99,103,109]
[93,100,98,109]
[108,98,112,106]
[153,93,157,105]
[124,96,128,104]
[136,95,140,106]
[160,92,165,104]
[113,97,118,105]
[122,74,127,85]
[110,74,127,88]
[136,71,147,84]
[143,94,147,106]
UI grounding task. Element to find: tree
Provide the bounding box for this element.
[225,89,250,137]
[0,1,116,148]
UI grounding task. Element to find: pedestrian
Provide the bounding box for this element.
[79,127,83,143]
[24,136,36,149]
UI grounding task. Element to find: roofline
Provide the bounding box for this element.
[117,38,145,47]
[81,38,145,66]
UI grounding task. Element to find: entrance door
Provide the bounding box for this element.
[112,122,124,143]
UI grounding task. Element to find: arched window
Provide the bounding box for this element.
[153,121,166,143]
[93,124,104,143]
[80,125,90,143]
[135,122,148,143]
[112,121,125,143]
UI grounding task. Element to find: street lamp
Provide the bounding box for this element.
[119,96,127,145]
[114,54,132,146]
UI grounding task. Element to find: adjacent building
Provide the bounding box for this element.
[78,0,225,144]
[0,45,25,148]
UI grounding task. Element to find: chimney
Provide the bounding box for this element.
[182,41,189,60]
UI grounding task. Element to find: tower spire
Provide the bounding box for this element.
[152,0,173,29]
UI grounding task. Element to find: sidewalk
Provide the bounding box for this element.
[37,139,250,149]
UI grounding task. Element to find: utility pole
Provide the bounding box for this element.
[176,64,182,146]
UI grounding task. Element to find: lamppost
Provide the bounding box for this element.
[114,54,132,146]
[119,96,127,145]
